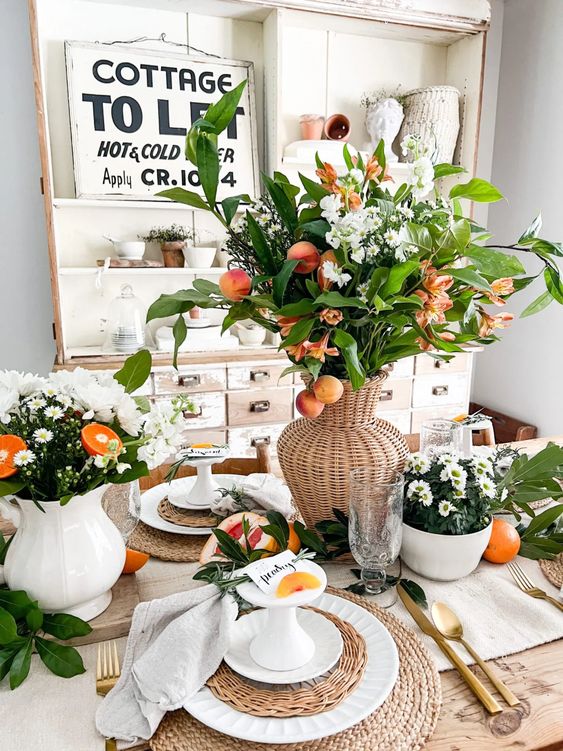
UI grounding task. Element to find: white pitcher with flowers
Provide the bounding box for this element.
[0,351,192,620]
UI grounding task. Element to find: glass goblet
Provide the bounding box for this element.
[102,480,141,544]
[348,469,404,607]
[420,418,463,458]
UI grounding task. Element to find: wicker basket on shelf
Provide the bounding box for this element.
[277,373,408,529]
[399,85,460,163]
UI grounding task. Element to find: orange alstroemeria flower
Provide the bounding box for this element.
[319,308,343,326]
[484,277,515,306]
[315,162,338,186]
[414,290,454,328]
[348,192,362,211]
[284,341,309,362]
[478,311,514,337]
[303,332,339,363]
[365,155,383,182]
[276,315,301,337]
[421,262,454,296]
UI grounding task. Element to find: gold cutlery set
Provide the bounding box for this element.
[399,564,562,714]
[96,641,121,751]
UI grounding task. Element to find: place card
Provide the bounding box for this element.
[243,550,300,594]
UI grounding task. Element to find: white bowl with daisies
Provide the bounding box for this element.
[400,451,497,581]
[0,354,195,620]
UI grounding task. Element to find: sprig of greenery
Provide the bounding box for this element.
[346,567,428,608]
[140,224,196,243]
[0,574,91,690]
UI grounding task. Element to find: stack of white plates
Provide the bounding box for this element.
[112,326,145,353]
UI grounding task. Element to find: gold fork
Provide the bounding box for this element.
[507,561,563,612]
[96,641,121,751]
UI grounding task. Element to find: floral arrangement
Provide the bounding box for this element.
[146,83,563,418]
[0,351,193,506]
[141,224,196,244]
[403,444,563,554]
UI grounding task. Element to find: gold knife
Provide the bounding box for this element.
[398,585,502,715]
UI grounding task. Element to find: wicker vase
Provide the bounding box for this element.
[277,374,408,529]
[399,86,460,163]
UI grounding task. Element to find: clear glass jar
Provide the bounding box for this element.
[103,284,153,353]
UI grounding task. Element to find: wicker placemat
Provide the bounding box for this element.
[207,607,367,717]
[128,521,208,562]
[157,499,217,528]
[150,587,442,751]
[539,553,563,587]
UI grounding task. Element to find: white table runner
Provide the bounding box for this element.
[1,555,562,751]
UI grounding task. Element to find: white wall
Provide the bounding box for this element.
[472,0,563,435]
[0,0,55,374]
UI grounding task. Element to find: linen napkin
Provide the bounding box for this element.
[211,472,296,519]
[95,584,237,744]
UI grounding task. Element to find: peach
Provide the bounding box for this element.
[287,241,321,274]
[276,571,322,598]
[317,250,337,291]
[295,390,325,419]
[219,268,252,301]
[313,375,344,404]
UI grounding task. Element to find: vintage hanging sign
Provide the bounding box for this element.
[64,41,259,201]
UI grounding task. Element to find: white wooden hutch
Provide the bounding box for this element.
[30,0,491,456]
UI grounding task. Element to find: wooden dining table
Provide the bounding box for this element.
[1,436,562,751]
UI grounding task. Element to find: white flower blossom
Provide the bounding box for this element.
[383,229,401,247]
[27,397,46,411]
[0,371,45,398]
[0,389,19,424]
[350,248,365,264]
[321,260,352,288]
[407,155,434,199]
[438,500,457,517]
[406,452,431,475]
[33,428,53,444]
[13,449,36,467]
[478,476,497,499]
[44,405,65,421]
[116,462,131,474]
[438,453,461,465]
[357,282,369,303]
[94,454,110,469]
[320,194,342,224]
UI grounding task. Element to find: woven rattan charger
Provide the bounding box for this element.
[150,586,442,751]
[207,607,367,717]
[128,521,208,562]
[539,553,563,587]
[157,498,218,528]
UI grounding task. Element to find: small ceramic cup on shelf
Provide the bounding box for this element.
[299,114,325,140]
[324,114,350,141]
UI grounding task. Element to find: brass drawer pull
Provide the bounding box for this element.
[434,360,445,369]
[183,406,203,419]
[380,389,394,402]
[250,400,270,413]
[432,385,449,396]
[178,374,201,387]
[250,370,270,382]
[251,436,271,446]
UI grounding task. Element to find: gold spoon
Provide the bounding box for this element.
[432,601,520,707]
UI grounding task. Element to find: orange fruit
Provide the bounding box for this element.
[483,518,521,563]
[122,548,150,574]
[0,435,27,479]
[313,375,344,405]
[286,522,302,555]
[276,571,322,598]
[81,423,123,457]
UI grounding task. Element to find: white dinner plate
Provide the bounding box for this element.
[184,591,399,743]
[224,608,343,684]
[139,475,241,535]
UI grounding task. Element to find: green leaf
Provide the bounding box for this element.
[433,163,467,179]
[398,223,432,252]
[332,329,365,389]
[0,591,34,620]
[273,259,299,307]
[441,219,471,251]
[523,504,563,539]
[544,266,563,304]
[521,290,554,317]
[262,174,298,232]
[0,647,17,681]
[314,291,367,308]
[342,143,355,171]
[156,187,209,211]
[0,534,13,565]
[147,289,220,322]
[449,178,503,203]
[246,212,277,274]
[367,267,389,303]
[42,613,93,641]
[399,579,428,608]
[518,541,558,560]
[518,213,542,244]
[298,219,331,241]
[0,607,18,645]
[25,607,43,633]
[449,267,492,291]
[192,278,221,296]
[277,299,315,317]
[171,314,188,368]
[465,246,526,277]
[196,134,220,208]
[292,521,328,557]
[108,460,149,485]
[203,80,247,135]
[221,195,244,225]
[281,317,315,347]
[10,636,33,689]
[35,636,86,679]
[380,260,420,298]
[299,173,331,204]
[373,139,386,174]
[0,479,25,497]
[113,349,152,394]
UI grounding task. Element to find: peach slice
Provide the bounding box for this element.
[276,571,322,598]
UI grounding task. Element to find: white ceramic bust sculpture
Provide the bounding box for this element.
[366,98,404,162]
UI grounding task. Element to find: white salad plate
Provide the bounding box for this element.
[139,475,240,535]
[224,608,343,684]
[184,591,399,743]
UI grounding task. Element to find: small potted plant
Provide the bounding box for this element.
[141,225,195,267]
[401,445,563,581]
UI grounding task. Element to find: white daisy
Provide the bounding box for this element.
[438,500,457,517]
[438,453,461,465]
[407,479,432,499]
[419,490,433,507]
[407,452,431,475]
[366,244,381,260]
[357,282,369,304]
[33,428,53,444]
[478,477,497,499]
[27,397,46,411]
[42,386,59,398]
[44,406,64,421]
[13,449,36,467]
[383,229,401,247]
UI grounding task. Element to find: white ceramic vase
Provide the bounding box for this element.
[184,246,216,268]
[400,520,493,581]
[0,486,126,620]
